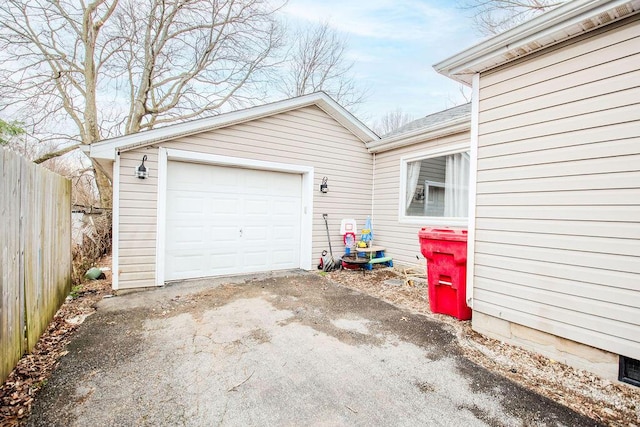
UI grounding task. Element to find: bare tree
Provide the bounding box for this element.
[461,0,565,35]
[446,84,472,109]
[371,109,414,136]
[277,21,366,108]
[42,155,98,207]
[0,0,285,207]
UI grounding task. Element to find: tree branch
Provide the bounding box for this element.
[33,143,80,164]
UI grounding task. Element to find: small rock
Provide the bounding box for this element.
[383,279,404,287]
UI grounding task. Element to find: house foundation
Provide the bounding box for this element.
[472,312,619,382]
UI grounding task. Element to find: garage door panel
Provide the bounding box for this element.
[167,163,207,191]
[273,198,299,215]
[244,225,268,240]
[208,165,240,182]
[168,225,206,246]
[243,251,269,269]
[210,198,240,214]
[244,170,269,191]
[245,198,270,216]
[170,195,205,214]
[269,172,301,195]
[210,253,238,269]
[166,253,206,279]
[274,225,298,239]
[272,249,297,265]
[210,226,239,243]
[165,162,302,280]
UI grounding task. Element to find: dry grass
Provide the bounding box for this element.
[71,212,112,286]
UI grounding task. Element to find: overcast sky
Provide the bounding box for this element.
[282,0,483,124]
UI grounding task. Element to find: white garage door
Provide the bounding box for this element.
[165,161,302,281]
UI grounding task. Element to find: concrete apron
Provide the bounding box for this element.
[27,272,599,427]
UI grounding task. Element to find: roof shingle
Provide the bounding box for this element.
[385,103,471,137]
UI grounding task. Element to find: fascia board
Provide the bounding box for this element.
[90,92,378,160]
[367,116,470,153]
[314,98,380,142]
[434,0,639,84]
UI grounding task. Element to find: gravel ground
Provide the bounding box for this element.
[325,267,640,427]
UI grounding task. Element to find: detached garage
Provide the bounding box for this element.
[90,93,377,290]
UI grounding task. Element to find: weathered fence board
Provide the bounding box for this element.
[0,148,71,384]
[1,148,23,385]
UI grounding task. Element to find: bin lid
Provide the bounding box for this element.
[418,227,468,242]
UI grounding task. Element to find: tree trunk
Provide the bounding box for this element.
[92,158,112,209]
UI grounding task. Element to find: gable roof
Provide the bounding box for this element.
[90,92,379,161]
[435,0,640,85]
[366,103,471,153]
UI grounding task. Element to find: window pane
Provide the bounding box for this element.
[405,152,469,218]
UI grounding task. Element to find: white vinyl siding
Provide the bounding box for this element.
[117,152,159,288]
[116,105,372,289]
[474,16,640,359]
[372,131,470,268]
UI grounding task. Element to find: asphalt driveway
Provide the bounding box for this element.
[28,272,599,426]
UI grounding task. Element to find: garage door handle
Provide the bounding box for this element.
[239,227,243,237]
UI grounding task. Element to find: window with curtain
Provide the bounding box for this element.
[403,151,470,219]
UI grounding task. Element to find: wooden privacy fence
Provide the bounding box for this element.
[1,148,71,384]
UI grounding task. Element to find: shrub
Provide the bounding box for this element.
[71,211,112,286]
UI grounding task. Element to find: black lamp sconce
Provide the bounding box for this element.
[137,155,149,179]
[320,176,328,193]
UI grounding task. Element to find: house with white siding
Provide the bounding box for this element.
[90,0,639,386]
[434,0,640,382]
[366,104,471,265]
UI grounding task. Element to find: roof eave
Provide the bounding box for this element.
[366,115,471,154]
[434,0,640,84]
[90,92,379,161]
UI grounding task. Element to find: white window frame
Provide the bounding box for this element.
[423,180,445,216]
[398,142,470,227]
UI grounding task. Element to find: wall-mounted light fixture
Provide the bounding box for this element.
[136,155,149,179]
[320,176,328,193]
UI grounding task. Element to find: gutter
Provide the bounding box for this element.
[366,115,471,154]
[434,0,640,84]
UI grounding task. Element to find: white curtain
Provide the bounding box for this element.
[444,152,470,217]
[405,160,422,212]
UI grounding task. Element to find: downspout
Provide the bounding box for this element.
[466,73,481,309]
[371,152,376,221]
[112,152,120,291]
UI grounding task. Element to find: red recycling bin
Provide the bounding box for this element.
[418,227,471,320]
